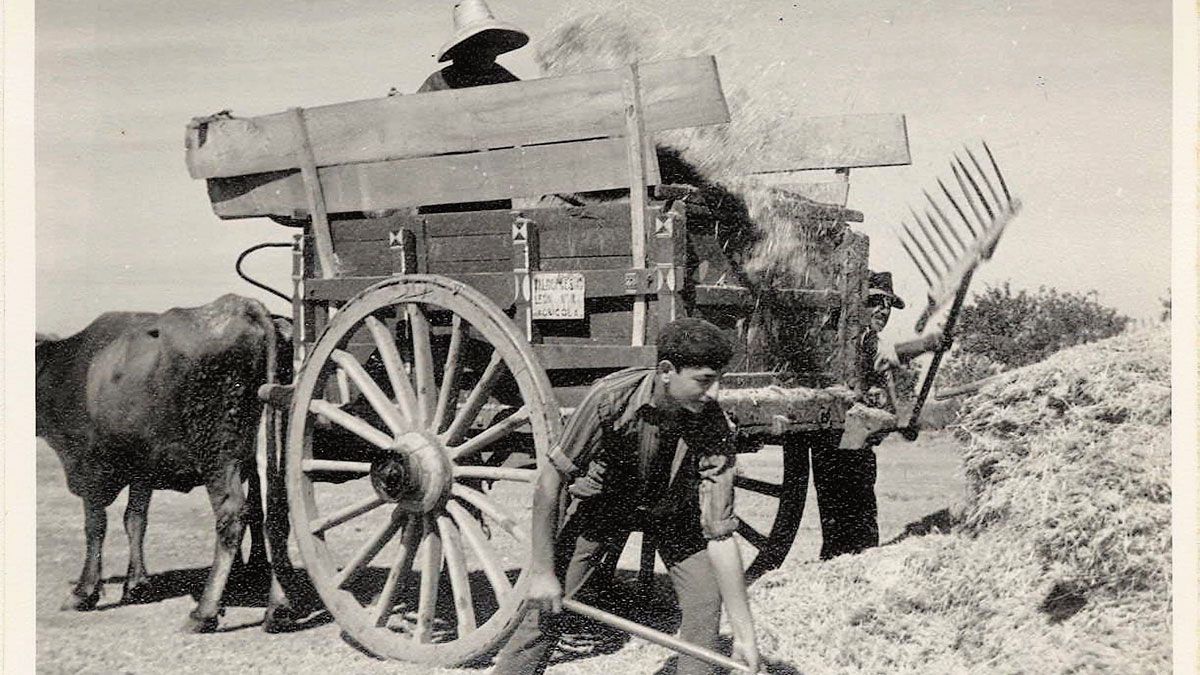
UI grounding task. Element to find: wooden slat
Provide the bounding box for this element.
[749,113,911,173]
[326,202,635,242]
[306,269,660,304]
[208,137,661,219]
[532,344,658,371]
[694,285,841,308]
[186,56,728,179]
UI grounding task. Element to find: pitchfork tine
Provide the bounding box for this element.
[924,190,966,250]
[910,207,951,270]
[965,147,1003,215]
[982,141,1013,207]
[893,225,933,287]
[901,221,942,279]
[938,177,979,238]
[955,155,995,221]
[920,204,959,259]
[951,162,989,233]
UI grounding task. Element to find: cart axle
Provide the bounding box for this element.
[369,430,452,513]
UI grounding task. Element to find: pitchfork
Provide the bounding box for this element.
[841,142,1020,449]
[893,141,1021,432]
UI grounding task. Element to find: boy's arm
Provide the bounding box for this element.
[698,439,760,672]
[706,536,760,673]
[528,382,609,613]
[528,466,564,613]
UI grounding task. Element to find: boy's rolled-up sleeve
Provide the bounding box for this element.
[696,406,739,540]
[547,386,606,480]
[698,452,739,540]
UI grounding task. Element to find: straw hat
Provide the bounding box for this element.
[867,271,906,309]
[436,0,529,63]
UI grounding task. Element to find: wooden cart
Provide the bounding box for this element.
[186,56,909,666]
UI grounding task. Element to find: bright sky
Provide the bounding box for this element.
[34,0,1172,335]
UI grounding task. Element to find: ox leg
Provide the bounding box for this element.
[62,500,106,611]
[183,464,247,633]
[120,483,153,604]
[262,424,299,633]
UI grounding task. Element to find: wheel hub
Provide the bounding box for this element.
[370,430,452,513]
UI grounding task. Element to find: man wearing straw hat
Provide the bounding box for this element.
[403,0,528,213]
[418,0,528,93]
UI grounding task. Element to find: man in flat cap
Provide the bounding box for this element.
[811,271,944,558]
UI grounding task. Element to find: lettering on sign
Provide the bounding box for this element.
[531,273,585,320]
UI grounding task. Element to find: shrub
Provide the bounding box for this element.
[954,283,1130,368]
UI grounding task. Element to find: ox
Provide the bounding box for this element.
[36,294,292,632]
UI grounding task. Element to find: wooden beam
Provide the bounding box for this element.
[207,136,662,219]
[531,344,658,370]
[186,56,728,179]
[289,108,338,277]
[624,63,649,348]
[748,113,910,173]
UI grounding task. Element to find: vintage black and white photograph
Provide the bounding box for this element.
[17,0,1191,672]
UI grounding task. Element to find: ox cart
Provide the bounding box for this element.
[185,56,914,667]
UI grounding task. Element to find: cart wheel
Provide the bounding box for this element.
[287,275,561,666]
[732,438,809,581]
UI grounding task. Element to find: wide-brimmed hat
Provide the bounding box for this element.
[867,271,906,309]
[436,0,529,63]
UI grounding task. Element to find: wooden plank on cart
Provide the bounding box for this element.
[748,113,911,173]
[185,56,729,179]
[205,136,662,218]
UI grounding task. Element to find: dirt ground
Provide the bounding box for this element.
[34,432,963,674]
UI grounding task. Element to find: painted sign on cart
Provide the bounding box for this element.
[531,273,585,320]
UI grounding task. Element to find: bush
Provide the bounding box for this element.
[953,283,1131,368]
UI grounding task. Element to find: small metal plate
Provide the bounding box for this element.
[531,272,585,320]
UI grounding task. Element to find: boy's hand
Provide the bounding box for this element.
[527,571,563,614]
[567,460,607,498]
[732,634,761,673]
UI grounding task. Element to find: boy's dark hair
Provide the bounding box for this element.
[657,318,734,371]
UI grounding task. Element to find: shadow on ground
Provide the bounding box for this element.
[881,507,959,547]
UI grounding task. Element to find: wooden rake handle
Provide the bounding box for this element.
[562,598,754,673]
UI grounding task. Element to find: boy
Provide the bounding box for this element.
[493,318,759,674]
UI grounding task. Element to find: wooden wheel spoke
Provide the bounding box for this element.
[451,484,527,541]
[447,501,511,602]
[406,304,437,428]
[365,316,420,426]
[331,349,407,437]
[736,521,770,550]
[442,352,506,446]
[432,315,465,435]
[302,458,371,475]
[435,516,477,637]
[372,517,421,627]
[334,508,405,588]
[310,400,393,449]
[310,495,386,535]
[733,475,785,499]
[336,369,353,405]
[449,406,530,461]
[415,517,443,643]
[453,466,536,483]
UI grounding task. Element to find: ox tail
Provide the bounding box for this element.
[251,302,297,590]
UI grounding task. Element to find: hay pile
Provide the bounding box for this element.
[536,3,850,289]
[744,325,1171,673]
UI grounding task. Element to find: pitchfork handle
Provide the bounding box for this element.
[562,598,754,673]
